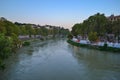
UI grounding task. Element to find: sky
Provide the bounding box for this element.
[0,0,120,30]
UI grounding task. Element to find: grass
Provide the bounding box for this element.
[67,39,120,53]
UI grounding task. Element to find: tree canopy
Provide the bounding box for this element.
[71,13,120,37]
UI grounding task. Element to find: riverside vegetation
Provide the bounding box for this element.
[0,17,69,70]
[67,13,120,52]
[69,13,120,43]
[67,39,120,52]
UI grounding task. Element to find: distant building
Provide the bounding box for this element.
[31,24,41,28]
[108,14,120,22]
[45,25,52,29]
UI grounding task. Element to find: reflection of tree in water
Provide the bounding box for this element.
[72,46,120,71]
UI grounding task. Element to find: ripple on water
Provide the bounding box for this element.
[0,39,120,80]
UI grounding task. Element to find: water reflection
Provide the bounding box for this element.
[73,46,120,70]
[0,39,120,80]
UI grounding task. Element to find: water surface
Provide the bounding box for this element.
[0,39,120,80]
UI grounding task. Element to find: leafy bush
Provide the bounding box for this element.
[0,34,12,59]
[0,33,12,70]
[23,41,30,46]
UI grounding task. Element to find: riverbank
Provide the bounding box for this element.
[67,39,120,53]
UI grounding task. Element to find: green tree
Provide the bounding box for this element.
[3,20,20,36]
[19,26,27,35]
[112,19,120,42]
[25,24,34,37]
[0,33,12,70]
[67,33,73,39]
[71,13,108,39]
[71,23,81,36]
[11,33,21,52]
[88,32,98,42]
[0,34,12,59]
[0,21,6,34]
[40,27,48,36]
[86,13,107,35]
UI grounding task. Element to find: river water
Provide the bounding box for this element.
[0,39,120,80]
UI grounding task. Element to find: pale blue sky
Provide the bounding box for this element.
[0,0,120,29]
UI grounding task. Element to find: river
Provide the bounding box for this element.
[0,39,120,80]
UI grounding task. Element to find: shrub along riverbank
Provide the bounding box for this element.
[67,39,120,53]
[0,17,69,70]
